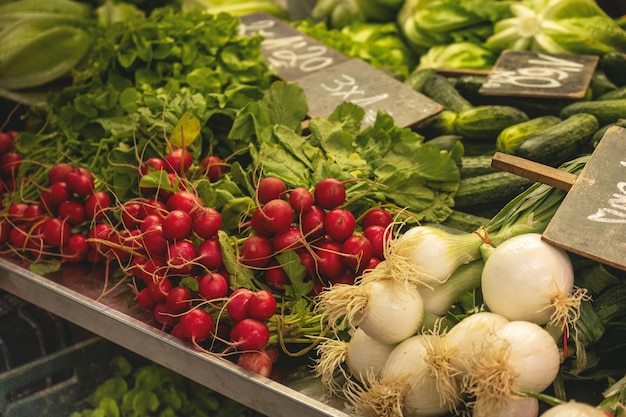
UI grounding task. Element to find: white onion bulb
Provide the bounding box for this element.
[540,401,608,417]
[481,233,575,325]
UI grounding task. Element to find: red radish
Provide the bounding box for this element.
[179,308,215,343]
[140,157,166,175]
[148,277,173,303]
[137,257,167,285]
[61,233,89,262]
[23,204,44,220]
[42,217,71,247]
[165,286,192,314]
[247,290,277,321]
[197,237,224,271]
[198,272,229,300]
[162,210,193,241]
[141,225,168,257]
[0,131,16,153]
[58,200,86,225]
[136,287,155,311]
[360,256,382,273]
[315,240,346,279]
[363,225,389,260]
[226,288,254,322]
[300,205,326,239]
[0,151,22,177]
[9,224,29,250]
[139,198,167,218]
[264,262,290,290]
[87,223,114,254]
[362,207,394,230]
[297,249,316,277]
[314,178,346,209]
[341,235,373,270]
[41,182,71,210]
[323,209,356,242]
[66,167,95,196]
[288,187,313,213]
[152,303,179,328]
[141,214,162,231]
[164,148,193,174]
[84,192,111,221]
[166,239,196,275]
[47,163,72,184]
[239,235,274,268]
[166,190,203,214]
[229,318,270,351]
[121,202,144,229]
[192,207,222,239]
[249,209,273,236]
[200,155,227,182]
[328,271,356,286]
[7,202,28,221]
[237,350,273,377]
[257,177,287,204]
[257,199,294,235]
[272,226,304,252]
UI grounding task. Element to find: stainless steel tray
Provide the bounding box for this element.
[0,256,352,417]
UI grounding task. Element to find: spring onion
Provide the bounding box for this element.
[539,401,610,417]
[466,320,561,416]
[344,333,461,417]
[314,276,425,345]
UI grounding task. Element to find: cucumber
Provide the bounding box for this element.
[404,67,437,93]
[559,99,626,125]
[414,110,458,138]
[597,85,626,100]
[422,73,473,113]
[442,210,491,233]
[454,105,529,142]
[454,171,533,209]
[459,154,496,178]
[515,113,599,166]
[453,75,572,117]
[496,115,562,154]
[601,51,626,87]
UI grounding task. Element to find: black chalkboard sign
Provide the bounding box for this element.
[479,50,598,99]
[296,59,443,128]
[239,12,348,81]
[543,126,626,271]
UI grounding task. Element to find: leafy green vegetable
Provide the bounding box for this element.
[20,7,273,202]
[293,19,419,80]
[0,0,96,90]
[417,41,496,70]
[311,0,403,28]
[485,0,626,55]
[230,81,461,223]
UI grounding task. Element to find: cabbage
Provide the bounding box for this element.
[485,0,626,55]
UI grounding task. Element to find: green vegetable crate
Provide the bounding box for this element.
[0,336,123,417]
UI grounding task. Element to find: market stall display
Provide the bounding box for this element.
[1,0,626,416]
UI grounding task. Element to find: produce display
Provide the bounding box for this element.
[1,0,626,416]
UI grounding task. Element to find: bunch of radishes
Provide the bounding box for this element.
[0,159,112,265]
[0,130,21,195]
[241,176,394,294]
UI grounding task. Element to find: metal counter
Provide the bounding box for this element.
[0,256,351,417]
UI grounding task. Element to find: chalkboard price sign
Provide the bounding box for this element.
[543,126,626,271]
[479,50,598,99]
[239,12,348,81]
[296,59,443,128]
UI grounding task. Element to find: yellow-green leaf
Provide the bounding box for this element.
[169,112,200,148]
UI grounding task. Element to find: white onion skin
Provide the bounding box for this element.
[345,328,396,383]
[445,312,509,374]
[355,279,424,345]
[382,334,460,417]
[474,396,539,417]
[481,233,574,324]
[540,401,609,417]
[495,320,561,393]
